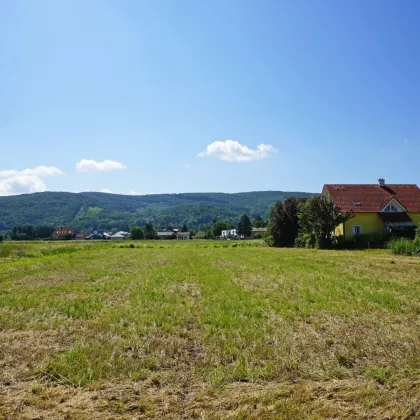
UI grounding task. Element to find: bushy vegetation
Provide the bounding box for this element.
[335,232,391,250]
[266,195,352,249]
[130,226,144,240]
[0,241,418,418]
[297,195,353,248]
[387,228,420,255]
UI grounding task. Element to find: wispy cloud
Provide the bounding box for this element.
[0,166,63,178]
[76,159,126,172]
[198,140,277,162]
[184,163,191,169]
[100,188,113,193]
[0,166,63,196]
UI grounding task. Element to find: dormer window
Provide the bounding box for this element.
[383,204,398,212]
[381,199,406,213]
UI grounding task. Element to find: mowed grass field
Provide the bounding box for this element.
[0,241,419,419]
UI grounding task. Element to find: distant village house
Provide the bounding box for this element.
[194,231,206,240]
[52,228,76,240]
[157,227,190,240]
[221,229,238,239]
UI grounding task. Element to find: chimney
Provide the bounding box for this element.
[378,178,385,187]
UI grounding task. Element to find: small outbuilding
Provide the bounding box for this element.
[110,233,125,240]
[250,228,267,239]
[176,232,190,240]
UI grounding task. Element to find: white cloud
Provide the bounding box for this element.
[0,166,63,196]
[76,159,126,172]
[197,140,277,162]
[184,163,191,169]
[0,166,63,178]
[100,188,113,193]
[0,175,46,195]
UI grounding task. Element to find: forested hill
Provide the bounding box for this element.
[0,190,314,232]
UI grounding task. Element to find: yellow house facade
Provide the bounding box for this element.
[323,180,420,240]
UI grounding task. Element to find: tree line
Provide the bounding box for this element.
[10,225,55,241]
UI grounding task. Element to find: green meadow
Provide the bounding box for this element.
[0,241,419,419]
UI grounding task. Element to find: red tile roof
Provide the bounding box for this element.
[323,184,420,213]
[52,228,76,237]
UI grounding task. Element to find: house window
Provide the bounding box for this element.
[353,200,361,206]
[383,203,398,212]
[352,225,362,236]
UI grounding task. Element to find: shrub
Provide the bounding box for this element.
[387,238,415,255]
[129,244,135,249]
[295,233,317,248]
[263,234,275,247]
[413,228,420,253]
[337,233,390,250]
[253,233,263,239]
[130,226,144,240]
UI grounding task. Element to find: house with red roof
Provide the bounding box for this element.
[52,228,76,240]
[322,179,420,239]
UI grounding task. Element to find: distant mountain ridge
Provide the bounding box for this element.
[0,190,315,232]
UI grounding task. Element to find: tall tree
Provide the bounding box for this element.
[181,224,189,232]
[237,214,252,238]
[144,222,156,240]
[267,198,300,247]
[131,226,144,240]
[212,221,231,238]
[298,195,353,248]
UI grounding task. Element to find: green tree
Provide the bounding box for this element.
[144,222,156,240]
[64,232,73,240]
[237,214,252,238]
[266,198,300,247]
[181,224,189,232]
[131,226,144,240]
[253,216,267,228]
[212,221,232,238]
[298,195,353,249]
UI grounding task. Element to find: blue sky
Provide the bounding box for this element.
[1,0,419,196]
